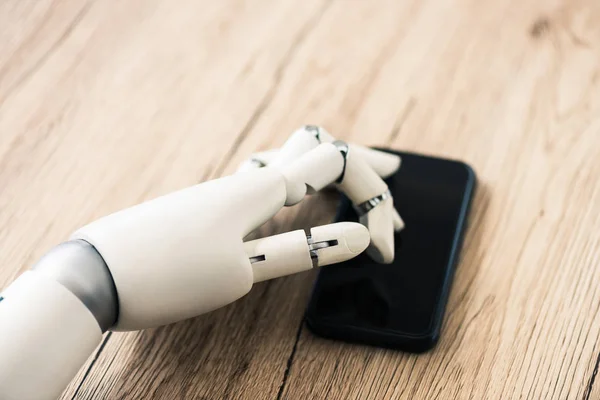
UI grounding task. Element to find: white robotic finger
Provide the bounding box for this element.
[358,198,396,263]
[269,127,323,168]
[309,221,371,266]
[392,208,405,231]
[335,142,401,263]
[237,144,401,178]
[278,142,345,205]
[350,144,401,179]
[237,149,279,171]
[244,222,370,283]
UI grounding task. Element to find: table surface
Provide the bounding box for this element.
[1,0,600,399]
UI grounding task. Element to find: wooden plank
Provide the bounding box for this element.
[0,0,598,399]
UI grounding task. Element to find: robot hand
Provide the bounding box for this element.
[238,125,405,262]
[0,126,403,400]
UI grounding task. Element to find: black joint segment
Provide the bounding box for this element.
[333,140,349,183]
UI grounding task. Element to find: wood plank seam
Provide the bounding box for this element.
[69,332,113,400]
[386,97,417,144]
[211,0,333,179]
[276,321,304,400]
[582,349,600,399]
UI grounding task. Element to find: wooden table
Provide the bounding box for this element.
[1,0,600,398]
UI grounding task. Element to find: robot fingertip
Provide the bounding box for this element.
[310,222,370,266]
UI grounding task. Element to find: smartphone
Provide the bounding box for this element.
[305,149,475,352]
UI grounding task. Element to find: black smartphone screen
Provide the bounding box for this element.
[306,150,475,352]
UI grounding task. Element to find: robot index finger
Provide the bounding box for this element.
[243,222,370,283]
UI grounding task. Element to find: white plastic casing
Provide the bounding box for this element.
[337,148,389,205]
[335,139,397,263]
[359,198,396,263]
[268,129,320,168]
[279,143,344,205]
[350,144,401,179]
[245,229,312,282]
[237,145,401,179]
[310,222,370,266]
[0,271,102,400]
[244,222,370,282]
[72,168,287,331]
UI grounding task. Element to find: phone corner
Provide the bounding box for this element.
[408,330,441,353]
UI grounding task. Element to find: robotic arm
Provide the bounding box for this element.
[0,126,402,400]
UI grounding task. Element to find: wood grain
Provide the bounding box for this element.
[0,0,599,399]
